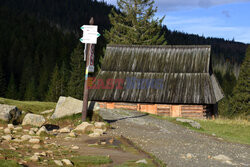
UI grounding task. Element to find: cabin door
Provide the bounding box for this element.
[171,105,181,117]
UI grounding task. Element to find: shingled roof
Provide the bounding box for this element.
[89,45,224,104]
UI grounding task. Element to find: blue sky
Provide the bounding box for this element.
[100,0,250,43]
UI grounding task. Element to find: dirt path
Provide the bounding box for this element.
[98,109,250,167]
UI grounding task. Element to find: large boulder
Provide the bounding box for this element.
[0,104,22,124]
[51,96,99,119]
[22,113,45,127]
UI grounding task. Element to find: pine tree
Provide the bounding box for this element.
[24,77,36,101]
[46,65,61,102]
[104,0,166,45]
[67,44,85,99]
[230,46,250,117]
[6,73,17,99]
[18,56,33,100]
[60,61,69,96]
[37,56,50,101]
[0,64,6,97]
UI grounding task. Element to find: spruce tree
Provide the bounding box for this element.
[24,77,36,101]
[37,56,49,101]
[18,56,33,100]
[60,62,69,96]
[230,46,250,117]
[0,64,6,97]
[6,73,17,99]
[68,44,85,99]
[46,65,61,102]
[104,0,166,45]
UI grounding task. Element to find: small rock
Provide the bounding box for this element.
[176,118,201,129]
[34,152,40,156]
[59,127,71,133]
[93,129,104,135]
[30,128,39,132]
[0,127,3,130]
[71,146,79,150]
[213,154,232,161]
[212,133,216,136]
[46,150,53,155]
[19,145,24,148]
[12,139,22,143]
[30,155,40,162]
[18,159,27,165]
[32,144,41,149]
[62,159,73,166]
[186,153,193,159]
[54,160,63,166]
[36,126,49,136]
[189,122,201,129]
[7,124,14,129]
[29,138,40,144]
[2,135,12,141]
[94,122,106,130]
[23,129,29,132]
[225,160,233,165]
[4,128,11,134]
[136,159,148,164]
[40,152,47,156]
[29,130,35,135]
[14,127,22,131]
[176,118,194,123]
[101,142,106,145]
[73,122,94,133]
[88,133,100,138]
[21,135,32,141]
[88,143,98,146]
[68,132,76,137]
[9,145,16,150]
[64,137,73,140]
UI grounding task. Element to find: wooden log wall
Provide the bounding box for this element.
[98,102,211,118]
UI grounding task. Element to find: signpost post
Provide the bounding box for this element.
[80,17,100,121]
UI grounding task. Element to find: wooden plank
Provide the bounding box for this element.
[182,109,203,111]
[116,103,137,106]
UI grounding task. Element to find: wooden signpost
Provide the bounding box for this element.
[80,17,100,121]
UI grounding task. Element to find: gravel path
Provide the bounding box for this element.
[98,109,250,167]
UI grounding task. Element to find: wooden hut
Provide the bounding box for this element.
[89,45,224,118]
